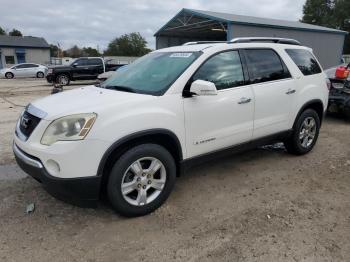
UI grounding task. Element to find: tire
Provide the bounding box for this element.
[5,72,14,79]
[36,71,45,78]
[284,109,320,155]
[56,74,70,86]
[107,144,176,217]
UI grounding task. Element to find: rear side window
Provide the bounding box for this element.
[192,51,245,90]
[285,49,322,76]
[87,59,103,66]
[244,49,291,84]
[26,64,39,68]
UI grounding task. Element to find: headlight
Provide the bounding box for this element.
[41,113,97,146]
[47,68,53,74]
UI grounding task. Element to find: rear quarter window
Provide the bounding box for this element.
[285,49,322,76]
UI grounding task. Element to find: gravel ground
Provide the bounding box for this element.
[0,79,350,262]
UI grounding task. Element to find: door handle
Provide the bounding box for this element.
[238,97,252,104]
[286,89,296,95]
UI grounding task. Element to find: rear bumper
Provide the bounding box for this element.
[13,143,101,207]
[329,93,350,109]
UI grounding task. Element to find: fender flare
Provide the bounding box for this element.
[96,128,183,177]
[292,99,324,129]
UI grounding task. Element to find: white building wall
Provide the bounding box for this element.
[0,47,50,68]
[25,48,50,65]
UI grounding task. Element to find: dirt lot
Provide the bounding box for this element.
[0,78,350,262]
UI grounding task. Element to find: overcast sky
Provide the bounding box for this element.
[0,0,306,50]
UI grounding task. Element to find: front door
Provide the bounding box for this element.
[243,49,297,139]
[184,50,254,158]
[71,58,89,79]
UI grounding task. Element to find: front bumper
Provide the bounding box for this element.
[46,74,54,83]
[13,143,101,207]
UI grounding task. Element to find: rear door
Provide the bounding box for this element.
[243,49,297,139]
[87,58,104,78]
[25,64,39,77]
[184,50,254,158]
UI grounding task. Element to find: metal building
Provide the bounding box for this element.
[155,9,348,69]
[0,35,50,69]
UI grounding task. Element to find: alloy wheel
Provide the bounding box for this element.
[299,117,317,148]
[58,75,68,85]
[121,157,166,206]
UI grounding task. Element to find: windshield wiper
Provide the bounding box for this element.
[103,85,136,93]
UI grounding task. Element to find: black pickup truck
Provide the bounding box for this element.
[46,57,116,85]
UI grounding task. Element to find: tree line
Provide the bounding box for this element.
[0,26,23,36]
[0,25,151,57]
[51,32,152,58]
[301,0,350,53]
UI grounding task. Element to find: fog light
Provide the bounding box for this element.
[46,159,60,176]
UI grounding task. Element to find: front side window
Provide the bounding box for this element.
[192,51,245,90]
[73,59,87,66]
[101,52,201,95]
[15,64,29,69]
[285,49,322,76]
[245,49,291,84]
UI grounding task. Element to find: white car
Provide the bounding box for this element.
[13,38,329,216]
[97,65,127,82]
[0,63,48,79]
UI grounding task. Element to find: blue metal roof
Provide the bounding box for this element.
[155,8,348,36]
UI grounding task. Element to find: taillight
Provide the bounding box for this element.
[326,78,331,91]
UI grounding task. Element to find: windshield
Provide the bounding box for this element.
[100,51,201,95]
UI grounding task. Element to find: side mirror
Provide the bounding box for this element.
[72,63,78,67]
[190,80,218,96]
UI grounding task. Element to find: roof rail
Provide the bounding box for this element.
[183,41,227,46]
[229,37,301,46]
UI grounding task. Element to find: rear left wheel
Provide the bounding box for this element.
[107,144,176,217]
[284,109,320,155]
[36,71,44,78]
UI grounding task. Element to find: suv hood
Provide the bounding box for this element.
[30,85,155,121]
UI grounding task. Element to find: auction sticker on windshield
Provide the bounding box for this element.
[169,53,193,58]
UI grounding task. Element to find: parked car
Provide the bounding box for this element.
[13,38,329,217]
[97,65,127,82]
[46,57,118,85]
[0,63,48,79]
[324,64,350,117]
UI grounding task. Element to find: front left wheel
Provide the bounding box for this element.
[5,72,14,79]
[107,144,176,217]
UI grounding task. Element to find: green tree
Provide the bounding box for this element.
[49,44,62,57]
[301,0,350,54]
[301,0,335,27]
[81,47,101,57]
[64,45,82,58]
[9,28,22,36]
[104,32,151,56]
[0,26,6,35]
[333,0,350,53]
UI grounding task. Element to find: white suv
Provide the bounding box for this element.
[13,38,329,216]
